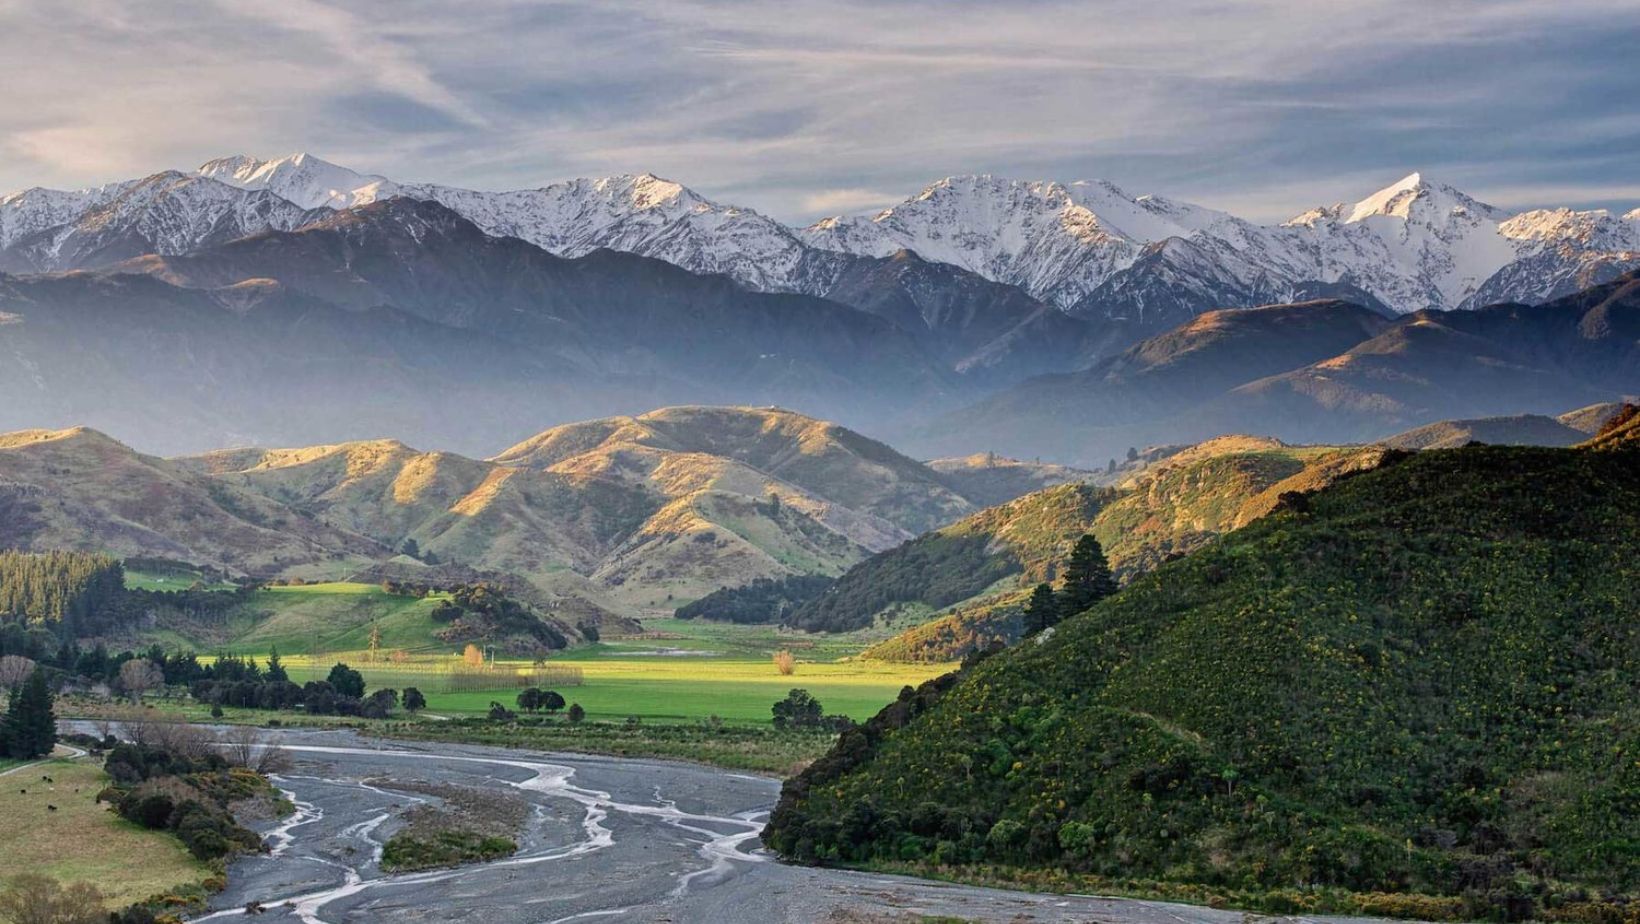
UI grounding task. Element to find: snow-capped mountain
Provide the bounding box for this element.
[805,171,1640,319]
[403,174,824,293]
[197,153,399,209]
[0,170,324,273]
[2,154,1636,323]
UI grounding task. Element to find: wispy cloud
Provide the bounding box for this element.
[799,188,901,216]
[0,0,1634,221]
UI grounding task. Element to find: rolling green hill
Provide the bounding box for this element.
[765,441,1640,920]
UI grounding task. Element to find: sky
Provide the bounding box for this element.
[2,0,1637,223]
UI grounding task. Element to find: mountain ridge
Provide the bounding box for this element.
[5,154,1637,334]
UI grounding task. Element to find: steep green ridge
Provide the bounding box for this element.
[798,438,1381,639]
[788,483,1110,633]
[766,444,1640,919]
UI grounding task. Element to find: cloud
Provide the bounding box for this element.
[0,0,1634,221]
[799,188,902,216]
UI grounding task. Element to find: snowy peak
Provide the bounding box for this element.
[1346,171,1428,222]
[1344,171,1502,225]
[3,154,1637,322]
[197,152,397,209]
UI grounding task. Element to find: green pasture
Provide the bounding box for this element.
[137,579,955,727]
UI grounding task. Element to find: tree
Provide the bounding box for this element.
[566,703,585,724]
[402,687,426,712]
[265,646,289,684]
[118,658,163,702]
[1023,582,1059,636]
[0,655,35,690]
[516,688,542,713]
[362,689,398,719]
[1126,446,1138,462]
[540,690,566,714]
[463,644,485,669]
[367,623,382,662]
[1,669,55,759]
[0,874,107,924]
[773,649,796,676]
[772,688,824,729]
[400,538,420,559]
[1058,534,1117,619]
[326,663,365,698]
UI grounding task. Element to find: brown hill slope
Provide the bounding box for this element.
[0,427,379,573]
[1380,414,1588,450]
[183,407,984,614]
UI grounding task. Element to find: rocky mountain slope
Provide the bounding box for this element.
[766,440,1640,919]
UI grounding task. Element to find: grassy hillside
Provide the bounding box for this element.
[926,454,1095,508]
[799,438,1381,640]
[765,443,1640,920]
[2,406,1019,625]
[0,427,380,574]
[1381,414,1588,450]
[135,581,457,656]
[179,406,986,617]
[0,758,213,911]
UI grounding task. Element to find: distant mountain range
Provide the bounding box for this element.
[916,272,1640,466]
[6,153,1637,328]
[1,153,1636,461]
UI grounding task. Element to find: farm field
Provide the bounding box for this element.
[0,758,212,910]
[132,581,955,727]
[276,652,948,725]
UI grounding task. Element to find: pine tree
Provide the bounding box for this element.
[265,646,289,683]
[2,669,55,759]
[1059,534,1117,619]
[1023,582,1059,636]
[0,686,16,758]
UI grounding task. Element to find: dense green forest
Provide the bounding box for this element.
[675,574,835,623]
[766,441,1640,921]
[0,550,126,636]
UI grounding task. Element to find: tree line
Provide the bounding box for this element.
[0,550,126,637]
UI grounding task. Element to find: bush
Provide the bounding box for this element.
[0,874,107,924]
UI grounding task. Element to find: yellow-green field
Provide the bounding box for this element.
[0,759,212,909]
[132,580,955,727]
[277,652,948,725]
